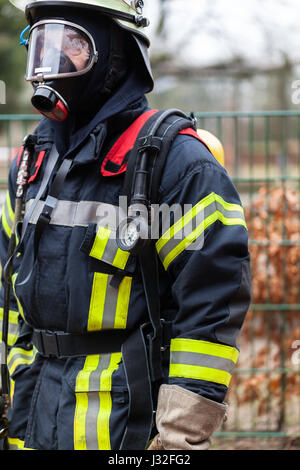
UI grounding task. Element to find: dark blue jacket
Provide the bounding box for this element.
[0,92,251,449]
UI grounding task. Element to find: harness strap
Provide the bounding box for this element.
[17,148,73,289]
[16,145,60,288]
[121,111,196,385]
[20,145,60,241]
[32,328,132,358]
[120,327,153,450]
[33,156,72,260]
[139,244,164,383]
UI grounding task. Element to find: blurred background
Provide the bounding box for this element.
[0,0,300,450]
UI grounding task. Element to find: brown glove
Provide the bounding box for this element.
[148,384,227,451]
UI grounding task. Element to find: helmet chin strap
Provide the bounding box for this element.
[31,84,69,121]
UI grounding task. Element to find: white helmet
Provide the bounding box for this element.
[10,0,154,89]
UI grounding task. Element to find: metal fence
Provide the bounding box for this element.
[195,110,300,440]
[0,111,300,441]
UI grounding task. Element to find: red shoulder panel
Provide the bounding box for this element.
[28,150,46,184]
[101,109,158,177]
[100,114,212,178]
[178,128,211,153]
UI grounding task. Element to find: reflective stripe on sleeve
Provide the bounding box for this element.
[7,345,37,376]
[0,308,19,346]
[156,192,247,270]
[87,273,132,331]
[1,190,15,238]
[169,338,239,387]
[74,353,122,450]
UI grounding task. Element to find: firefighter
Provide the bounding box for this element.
[0,0,251,450]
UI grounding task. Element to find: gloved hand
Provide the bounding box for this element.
[147,384,227,450]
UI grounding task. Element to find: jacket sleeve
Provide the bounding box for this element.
[156,136,251,404]
[0,157,23,350]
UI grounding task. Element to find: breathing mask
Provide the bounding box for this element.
[24,20,98,120]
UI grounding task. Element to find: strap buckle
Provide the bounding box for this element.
[137,135,163,152]
[33,330,61,358]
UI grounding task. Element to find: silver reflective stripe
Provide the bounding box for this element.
[74,353,121,450]
[170,350,236,375]
[85,392,101,449]
[101,236,120,264]
[101,277,121,329]
[88,355,112,392]
[87,273,132,331]
[25,199,126,229]
[0,308,19,347]
[7,347,37,376]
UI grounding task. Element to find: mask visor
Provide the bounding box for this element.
[26,20,98,81]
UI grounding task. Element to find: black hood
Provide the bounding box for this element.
[32,6,152,154]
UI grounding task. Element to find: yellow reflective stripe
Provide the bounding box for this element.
[156,192,247,270]
[5,190,14,222]
[156,193,213,253]
[7,437,35,450]
[214,193,244,214]
[1,206,12,238]
[162,210,219,270]
[75,355,100,392]
[74,353,121,450]
[74,392,89,450]
[97,354,121,450]
[169,363,232,387]
[88,273,109,331]
[10,378,15,405]
[89,226,111,259]
[98,391,112,450]
[114,277,132,329]
[75,353,121,392]
[0,308,19,346]
[169,338,239,387]
[89,226,130,270]
[99,353,122,390]
[171,338,239,363]
[88,274,132,331]
[3,308,19,325]
[112,248,130,270]
[1,191,14,238]
[7,346,37,376]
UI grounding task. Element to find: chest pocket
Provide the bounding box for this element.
[81,222,136,332]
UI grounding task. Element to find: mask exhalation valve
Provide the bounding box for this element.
[31,86,69,121]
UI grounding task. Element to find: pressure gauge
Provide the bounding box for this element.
[116,216,150,253]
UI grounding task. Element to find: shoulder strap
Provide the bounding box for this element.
[122,109,196,204]
[120,109,196,386]
[148,113,197,204]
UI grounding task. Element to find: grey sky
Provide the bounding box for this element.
[144,0,300,67]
